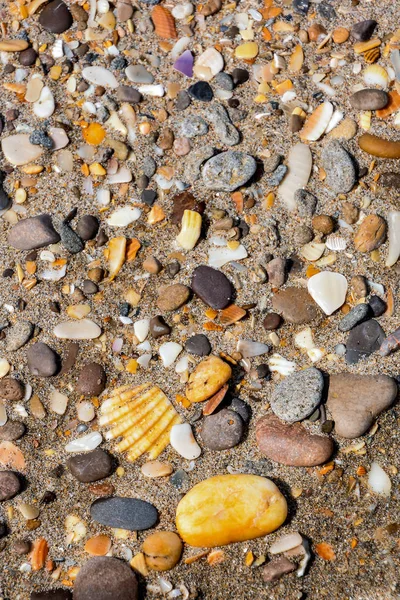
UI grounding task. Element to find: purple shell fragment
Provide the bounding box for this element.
[174,50,194,77]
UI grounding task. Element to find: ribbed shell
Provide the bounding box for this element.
[300,102,333,141]
[376,90,400,119]
[151,5,177,39]
[99,383,182,462]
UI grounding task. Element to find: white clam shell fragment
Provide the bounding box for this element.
[268,354,297,376]
[385,210,400,267]
[138,84,164,97]
[307,271,347,315]
[300,242,325,261]
[106,206,141,227]
[208,244,247,268]
[54,319,101,339]
[65,431,103,452]
[134,319,150,343]
[326,235,347,251]
[82,66,119,89]
[237,339,270,358]
[368,461,391,496]
[33,86,55,118]
[0,359,11,378]
[170,423,201,459]
[159,342,183,367]
[325,109,343,133]
[1,134,43,166]
[193,47,224,81]
[269,532,303,555]
[294,327,314,350]
[278,143,312,212]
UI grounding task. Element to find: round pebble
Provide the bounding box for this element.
[76,215,99,240]
[0,421,26,441]
[90,497,158,530]
[263,312,282,330]
[202,151,257,192]
[0,378,24,401]
[27,342,59,377]
[67,448,114,483]
[74,557,138,600]
[201,408,244,450]
[157,284,190,312]
[0,471,20,501]
[270,367,324,423]
[39,0,72,33]
[185,334,211,356]
[76,363,106,396]
[192,265,233,309]
[142,531,183,571]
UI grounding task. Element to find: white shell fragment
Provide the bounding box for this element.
[170,423,201,459]
[363,65,389,89]
[138,84,165,97]
[0,400,7,426]
[208,245,247,268]
[237,339,270,358]
[1,134,43,166]
[269,354,297,376]
[300,242,325,261]
[0,359,11,378]
[326,235,347,251]
[159,342,183,367]
[300,101,333,141]
[193,47,224,81]
[134,319,150,343]
[278,143,312,212]
[106,206,141,227]
[65,431,103,452]
[294,327,314,350]
[33,86,55,118]
[368,461,391,496]
[269,532,303,555]
[53,319,102,340]
[307,271,348,315]
[385,210,400,267]
[49,390,69,415]
[82,66,119,88]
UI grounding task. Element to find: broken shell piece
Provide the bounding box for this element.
[363,64,389,88]
[294,328,314,350]
[108,236,126,281]
[193,47,224,81]
[300,102,333,141]
[237,339,270,358]
[385,210,400,267]
[176,210,202,250]
[278,143,312,212]
[159,342,183,367]
[326,235,347,251]
[268,354,297,376]
[65,514,87,544]
[106,206,141,227]
[307,271,347,315]
[208,245,248,268]
[134,319,150,343]
[368,461,391,496]
[269,532,303,555]
[151,5,177,39]
[65,431,103,452]
[99,383,182,462]
[170,423,201,460]
[33,86,55,119]
[300,242,325,261]
[138,84,165,97]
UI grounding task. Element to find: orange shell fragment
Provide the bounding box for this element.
[151,5,177,39]
[376,91,400,119]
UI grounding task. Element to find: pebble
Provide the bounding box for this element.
[345,319,386,364]
[270,367,324,423]
[171,191,205,224]
[27,342,59,377]
[263,154,282,174]
[192,265,233,309]
[125,65,154,84]
[142,531,182,571]
[149,316,171,338]
[266,257,286,288]
[263,312,282,330]
[56,221,84,254]
[379,172,400,189]
[180,115,208,138]
[0,471,20,501]
[207,104,240,146]
[1,134,43,166]
[338,303,370,332]
[0,183,10,211]
[31,591,72,600]
[352,19,377,41]
[294,225,313,245]
[76,215,99,240]
[74,557,138,600]
[317,2,336,19]
[8,215,60,250]
[321,141,356,193]
[157,284,190,312]
[12,539,31,555]
[312,214,335,235]
[327,373,397,438]
[214,72,234,91]
[39,0,72,33]
[90,497,158,531]
[186,356,231,403]
[202,151,257,191]
[173,137,190,156]
[267,165,288,187]
[76,363,106,396]
[175,90,191,111]
[188,81,213,102]
[83,280,98,295]
[53,319,101,340]
[349,89,389,111]
[293,0,309,14]
[229,397,251,422]
[272,288,319,324]
[295,189,317,216]
[0,378,24,401]
[116,86,142,104]
[67,448,113,483]
[201,408,244,450]
[354,215,387,253]
[19,48,38,66]
[351,275,368,299]
[185,334,211,356]
[256,415,333,467]
[176,474,287,547]
[170,422,201,459]
[329,117,358,141]
[0,421,25,441]
[262,557,296,583]
[231,68,249,86]
[369,295,386,317]
[5,321,34,352]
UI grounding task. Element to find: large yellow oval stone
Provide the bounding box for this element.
[176,474,287,547]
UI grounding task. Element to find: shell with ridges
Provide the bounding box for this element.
[376,90,400,119]
[363,64,389,88]
[325,235,347,251]
[151,5,177,39]
[300,102,334,141]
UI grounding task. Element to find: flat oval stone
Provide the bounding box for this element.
[176,474,287,547]
[256,415,333,466]
[90,497,158,530]
[67,449,113,483]
[272,288,319,324]
[8,214,60,250]
[125,64,154,84]
[0,421,26,441]
[202,151,257,191]
[345,319,386,364]
[6,321,34,352]
[116,86,142,104]
[0,470,20,501]
[76,363,106,396]
[270,367,324,423]
[1,134,44,166]
[39,0,72,33]
[327,373,397,438]
[321,141,356,193]
[27,342,59,377]
[31,590,72,600]
[192,265,233,309]
[185,334,211,356]
[53,319,101,340]
[349,89,389,111]
[74,557,138,600]
[201,408,244,450]
[156,284,190,312]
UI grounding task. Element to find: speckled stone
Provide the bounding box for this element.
[321,141,356,194]
[0,421,26,441]
[349,89,389,111]
[157,284,191,312]
[0,471,20,501]
[90,497,158,530]
[5,321,34,351]
[338,303,370,332]
[74,557,138,600]
[0,378,24,401]
[201,409,244,450]
[270,368,324,423]
[272,288,319,324]
[295,189,317,216]
[76,362,106,396]
[67,449,113,483]
[202,151,257,192]
[207,104,240,146]
[180,115,208,138]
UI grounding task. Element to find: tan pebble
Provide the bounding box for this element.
[157,283,190,312]
[328,117,358,140]
[84,534,111,556]
[30,394,46,419]
[235,42,259,59]
[88,482,115,496]
[0,39,29,52]
[142,531,183,571]
[141,461,173,478]
[87,267,104,283]
[158,127,174,150]
[354,214,387,252]
[307,23,327,42]
[298,29,309,43]
[332,27,349,43]
[350,275,368,300]
[173,137,191,156]
[143,256,162,274]
[18,502,40,520]
[186,356,232,403]
[66,304,91,319]
[312,215,335,234]
[342,202,359,225]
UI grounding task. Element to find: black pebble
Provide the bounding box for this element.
[231,68,249,86]
[229,397,251,423]
[368,295,387,317]
[141,189,157,206]
[185,334,211,356]
[188,81,213,102]
[345,319,386,364]
[150,316,171,339]
[76,215,99,240]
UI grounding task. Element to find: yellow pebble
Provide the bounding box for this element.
[49,65,62,80]
[89,162,106,176]
[15,188,27,204]
[116,466,125,477]
[235,42,259,59]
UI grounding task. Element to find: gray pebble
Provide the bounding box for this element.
[266,257,286,288]
[74,557,137,600]
[180,115,209,138]
[349,89,389,111]
[201,408,244,450]
[5,320,33,352]
[228,397,251,423]
[142,156,157,178]
[0,182,11,211]
[185,334,211,356]
[0,420,25,441]
[321,141,356,193]
[335,343,346,356]
[175,90,191,111]
[263,154,282,174]
[295,189,317,216]
[184,145,214,183]
[207,104,240,146]
[266,165,287,187]
[55,221,84,254]
[317,1,336,19]
[8,214,60,250]
[116,86,142,104]
[345,319,386,364]
[27,342,58,377]
[213,72,234,91]
[270,367,324,423]
[90,497,158,530]
[338,303,370,332]
[202,151,256,191]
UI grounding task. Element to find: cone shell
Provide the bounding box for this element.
[99,383,182,462]
[376,91,400,119]
[151,5,177,39]
[300,102,333,141]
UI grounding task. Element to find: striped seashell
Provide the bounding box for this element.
[359,111,371,131]
[268,354,297,376]
[99,383,182,462]
[376,90,400,119]
[151,5,177,39]
[363,64,389,88]
[325,235,347,251]
[300,102,334,141]
[364,47,380,64]
[219,304,247,325]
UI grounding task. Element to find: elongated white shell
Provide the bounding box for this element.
[385,210,400,267]
[270,532,303,555]
[368,462,391,496]
[106,206,141,226]
[159,342,183,367]
[170,423,201,459]
[268,354,297,375]
[325,109,343,133]
[82,66,119,89]
[326,235,347,251]
[54,319,101,339]
[65,431,103,453]
[33,86,55,118]
[278,143,312,212]
[208,244,248,268]
[307,271,347,315]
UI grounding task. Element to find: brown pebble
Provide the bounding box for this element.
[12,539,31,555]
[332,27,349,43]
[354,214,387,253]
[350,275,368,299]
[87,267,104,283]
[142,531,183,571]
[263,312,282,330]
[76,363,106,396]
[312,215,335,235]
[0,378,24,401]
[262,556,296,582]
[342,202,359,225]
[158,127,174,150]
[143,256,162,274]
[88,482,115,497]
[157,284,190,312]
[308,23,327,42]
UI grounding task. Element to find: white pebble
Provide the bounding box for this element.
[106,206,141,227]
[170,423,201,459]
[0,359,11,378]
[138,84,165,97]
[172,3,193,19]
[65,431,103,452]
[159,342,182,367]
[368,462,391,496]
[33,86,55,118]
[82,66,119,89]
[134,318,150,342]
[49,390,69,415]
[53,319,101,340]
[77,401,95,422]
